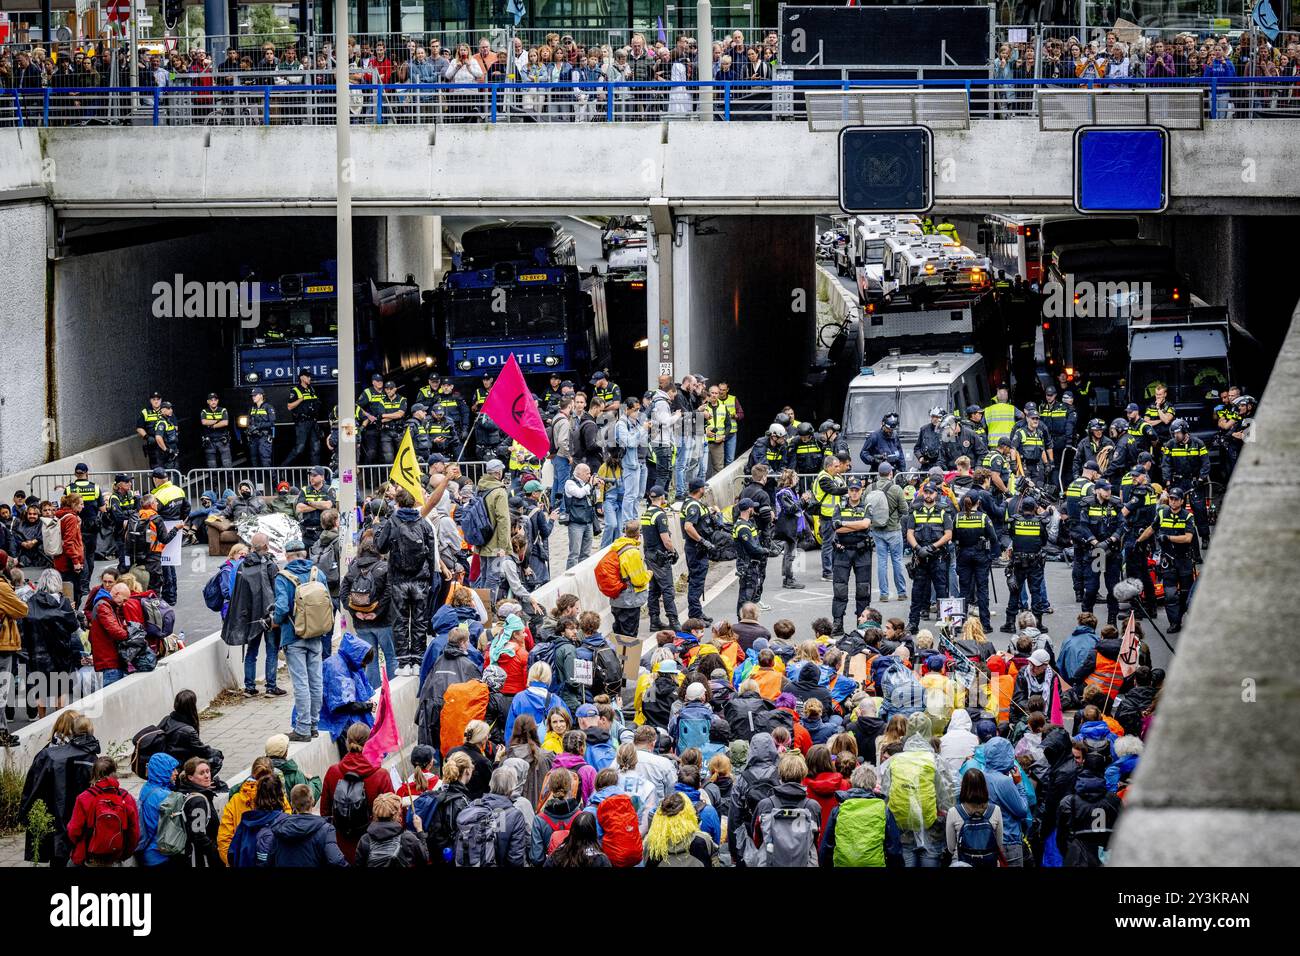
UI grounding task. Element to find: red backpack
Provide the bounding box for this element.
[84,785,132,862]
[594,544,634,599]
[539,811,574,856]
[596,793,643,867]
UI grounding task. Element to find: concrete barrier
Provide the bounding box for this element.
[817,264,855,327]
[0,436,145,491]
[1,632,242,779]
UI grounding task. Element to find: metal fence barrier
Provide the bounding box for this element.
[26,469,183,502]
[180,461,492,505]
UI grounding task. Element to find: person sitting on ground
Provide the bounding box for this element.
[529,767,583,865]
[643,791,714,867]
[217,756,282,865]
[356,792,429,867]
[818,762,899,868]
[172,757,224,868]
[545,810,612,868]
[157,688,225,783]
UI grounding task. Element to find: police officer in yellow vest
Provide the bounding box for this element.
[199,392,233,469]
[903,482,953,633]
[68,463,103,596]
[377,380,408,465]
[1001,496,1049,632]
[830,478,874,636]
[107,473,139,573]
[509,439,541,492]
[935,219,959,243]
[642,486,680,630]
[137,392,165,468]
[1073,479,1126,625]
[813,452,851,580]
[1136,486,1197,632]
[247,387,276,467]
[983,386,1019,448]
[153,403,180,470]
[791,421,824,475]
[472,370,496,414]
[1064,459,1100,602]
[1011,404,1052,488]
[717,381,742,465]
[355,371,386,464]
[590,370,621,407]
[426,404,459,459]
[149,467,190,605]
[284,368,322,466]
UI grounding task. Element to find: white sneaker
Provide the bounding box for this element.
[758,601,772,611]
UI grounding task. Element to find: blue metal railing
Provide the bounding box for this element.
[6,76,1300,128]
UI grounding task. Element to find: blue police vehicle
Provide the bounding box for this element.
[431,221,610,383]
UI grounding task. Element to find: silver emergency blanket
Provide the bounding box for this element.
[235,513,303,557]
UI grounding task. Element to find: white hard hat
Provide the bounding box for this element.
[767,423,787,438]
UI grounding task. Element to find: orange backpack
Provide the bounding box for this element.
[597,793,644,867]
[439,680,490,756]
[594,544,634,599]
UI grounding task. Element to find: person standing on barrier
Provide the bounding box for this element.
[137,392,165,469]
[1001,497,1049,634]
[376,487,438,676]
[296,467,336,552]
[247,387,276,467]
[830,478,874,637]
[681,477,716,625]
[67,463,102,600]
[283,368,321,466]
[1074,480,1126,626]
[953,493,998,632]
[199,392,233,469]
[812,453,851,582]
[641,487,680,632]
[733,498,768,620]
[903,482,952,635]
[1137,487,1197,634]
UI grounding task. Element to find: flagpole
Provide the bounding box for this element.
[458,412,484,462]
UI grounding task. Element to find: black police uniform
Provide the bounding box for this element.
[297,485,336,551]
[1003,509,1049,628]
[66,476,102,593]
[408,412,433,461]
[830,497,873,633]
[733,513,768,618]
[1063,475,1095,600]
[437,390,470,436]
[426,412,459,459]
[1121,484,1159,609]
[1073,495,1126,623]
[940,423,981,471]
[1011,422,1051,487]
[1144,399,1176,444]
[378,394,408,464]
[153,416,180,469]
[1151,503,1197,629]
[1039,399,1074,482]
[748,437,792,474]
[200,405,233,469]
[641,502,679,629]
[681,496,713,620]
[593,382,622,407]
[354,385,384,463]
[1073,436,1113,480]
[739,480,775,599]
[913,423,944,470]
[902,502,952,631]
[1162,436,1211,541]
[247,400,276,467]
[284,382,322,465]
[792,434,824,476]
[953,506,998,631]
[108,485,139,572]
[137,404,163,465]
[979,449,1013,536]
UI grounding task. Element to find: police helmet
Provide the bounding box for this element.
[1234,396,1254,408]
[929,406,944,418]
[1109,418,1128,435]
[774,413,792,428]
[767,423,787,438]
[819,420,837,433]
[882,413,900,429]
[1171,418,1189,434]
[1088,418,1105,431]
[796,421,814,438]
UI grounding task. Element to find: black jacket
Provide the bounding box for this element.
[724,691,777,742]
[355,819,429,867]
[19,733,101,862]
[1055,772,1122,867]
[258,811,347,867]
[1036,726,1078,843]
[22,590,82,675]
[339,552,392,625]
[175,781,224,868]
[1114,685,1156,737]
[376,510,437,582]
[445,744,496,800]
[221,550,278,647]
[849,713,886,764]
[640,672,680,729]
[783,664,834,711]
[415,645,483,745]
[427,780,473,867]
[157,714,224,776]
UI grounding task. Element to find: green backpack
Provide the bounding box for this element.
[832,798,887,867]
[155,791,190,857]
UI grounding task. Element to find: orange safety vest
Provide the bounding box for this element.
[1084,651,1124,700]
[753,668,783,700]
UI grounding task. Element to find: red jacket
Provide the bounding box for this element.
[123,589,158,625]
[52,510,84,575]
[66,778,141,865]
[777,708,814,754]
[88,597,129,671]
[321,752,395,863]
[803,772,851,844]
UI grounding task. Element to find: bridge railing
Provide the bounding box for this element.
[5,76,1299,128]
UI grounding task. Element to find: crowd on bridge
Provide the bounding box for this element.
[2,358,1246,869]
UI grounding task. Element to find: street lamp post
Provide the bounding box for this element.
[335,0,357,572]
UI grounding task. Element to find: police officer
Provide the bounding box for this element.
[641,486,680,631]
[541,372,565,415]
[818,420,849,459]
[1001,496,1049,632]
[247,387,276,467]
[859,413,904,473]
[1074,479,1126,625]
[136,392,165,467]
[437,377,471,439]
[199,392,232,469]
[1162,419,1211,543]
[296,466,336,551]
[1124,401,1158,467]
[680,477,715,624]
[149,467,190,606]
[67,463,103,596]
[1011,403,1052,488]
[791,421,823,475]
[953,493,998,631]
[913,407,945,470]
[813,452,851,581]
[153,402,180,470]
[1120,467,1160,611]
[1120,451,1155,501]
[377,380,408,464]
[472,371,496,414]
[983,385,1020,449]
[416,370,441,407]
[941,413,981,471]
[980,436,1014,503]
[1144,382,1177,446]
[1217,396,1255,478]
[425,403,458,459]
[1039,384,1075,486]
[107,473,139,573]
[963,404,989,457]
[590,370,621,407]
[739,464,776,608]
[355,371,386,464]
[903,481,952,633]
[732,497,768,619]
[1137,487,1197,632]
[1064,459,1100,602]
[407,405,433,462]
[284,368,322,465]
[1073,419,1113,480]
[830,477,874,636]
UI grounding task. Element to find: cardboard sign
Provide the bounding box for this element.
[574,658,593,687]
[939,597,966,632]
[160,520,183,567]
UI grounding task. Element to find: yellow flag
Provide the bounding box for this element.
[389,429,425,506]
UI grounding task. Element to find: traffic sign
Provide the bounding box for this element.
[838,126,933,214]
[1073,126,1169,214]
[137,14,153,27]
[105,0,129,22]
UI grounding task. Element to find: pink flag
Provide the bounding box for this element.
[362,669,401,766]
[480,353,550,461]
[1049,671,1064,726]
[1118,611,1141,678]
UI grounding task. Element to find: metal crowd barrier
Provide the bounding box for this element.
[26,468,183,502]
[180,460,492,505]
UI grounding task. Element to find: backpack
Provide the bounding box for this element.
[347,562,381,614]
[596,794,643,867]
[278,568,334,638]
[137,596,173,639]
[125,514,152,550]
[887,751,938,831]
[677,716,723,760]
[594,544,634,599]
[955,803,1001,868]
[41,517,64,557]
[439,680,490,757]
[738,770,777,829]
[831,798,887,867]
[586,739,617,772]
[312,535,341,589]
[332,772,372,839]
[460,489,499,549]
[453,801,505,866]
[576,641,624,698]
[130,724,166,779]
[389,520,429,576]
[1081,735,1112,764]
[202,568,226,613]
[539,811,574,856]
[750,805,818,867]
[366,831,404,867]
[83,785,133,862]
[154,791,190,857]
[865,488,891,530]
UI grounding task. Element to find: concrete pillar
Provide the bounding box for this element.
[0,202,50,476]
[204,0,229,56]
[648,199,678,388]
[384,215,438,291]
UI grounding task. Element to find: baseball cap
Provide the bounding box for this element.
[1029,649,1051,666]
[923,481,942,493]
[846,477,863,490]
[736,497,756,511]
[149,391,162,399]
[160,401,173,410]
[371,372,384,381]
[1094,479,1112,491]
[299,367,314,377]
[648,485,666,499]
[965,404,982,415]
[485,459,505,473]
[113,473,131,483]
[150,467,167,479]
[996,436,1013,448]
[1130,466,1146,477]
[276,481,291,492]
[685,682,706,702]
[1137,452,1154,464]
[1083,459,1099,472]
[1044,384,1057,395]
[74,463,89,473]
[310,466,328,478]
[1023,402,1038,416]
[1125,402,1141,413]
[1167,486,1186,499]
[688,477,708,492]
[1062,391,1074,401]
[482,370,496,378]
[410,744,436,767]
[384,380,397,389]
[206,392,219,400]
[878,461,894,475]
[427,453,448,464]
[575,703,599,719]
[590,371,607,384]
[523,479,543,493]
[251,387,265,397]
